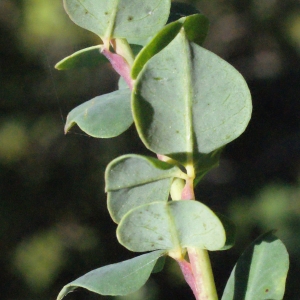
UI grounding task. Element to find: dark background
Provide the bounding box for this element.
[1,0,300,299]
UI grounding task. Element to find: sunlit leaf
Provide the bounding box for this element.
[65,89,132,138]
[131,14,209,79]
[105,154,184,223]
[117,200,226,252]
[221,231,289,300]
[63,0,171,44]
[132,29,252,166]
[57,250,166,299]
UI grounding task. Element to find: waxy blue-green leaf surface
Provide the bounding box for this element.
[132,29,252,165]
[221,231,289,300]
[117,200,226,252]
[55,45,106,70]
[131,14,209,79]
[63,0,171,44]
[65,89,132,138]
[57,250,166,299]
[105,155,184,223]
[118,76,128,90]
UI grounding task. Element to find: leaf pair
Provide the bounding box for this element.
[106,154,233,253]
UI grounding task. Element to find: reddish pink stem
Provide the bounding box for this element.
[157,154,165,161]
[176,259,198,298]
[188,250,206,300]
[181,178,195,200]
[101,48,133,89]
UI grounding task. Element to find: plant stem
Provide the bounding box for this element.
[187,247,218,300]
[168,164,218,300]
[176,258,198,298]
[111,38,135,67]
[181,177,195,200]
[101,48,133,89]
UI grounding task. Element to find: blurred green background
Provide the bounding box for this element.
[1,0,300,299]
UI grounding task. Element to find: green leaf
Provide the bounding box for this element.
[117,200,226,252]
[221,231,289,300]
[152,256,166,273]
[55,45,107,70]
[105,154,184,223]
[65,89,132,138]
[56,250,166,299]
[131,21,182,79]
[131,44,144,56]
[183,14,210,47]
[118,76,128,90]
[63,0,171,44]
[216,213,236,250]
[194,148,223,185]
[131,14,209,79]
[132,29,252,166]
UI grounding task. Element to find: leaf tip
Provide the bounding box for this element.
[64,122,72,135]
[57,285,76,300]
[54,62,62,70]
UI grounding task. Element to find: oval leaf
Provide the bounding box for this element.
[105,154,184,223]
[221,231,289,300]
[65,89,132,138]
[132,29,252,165]
[117,200,226,252]
[63,0,171,44]
[57,250,166,299]
[55,46,107,70]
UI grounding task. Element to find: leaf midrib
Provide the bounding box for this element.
[107,170,182,191]
[181,30,194,166]
[104,0,120,41]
